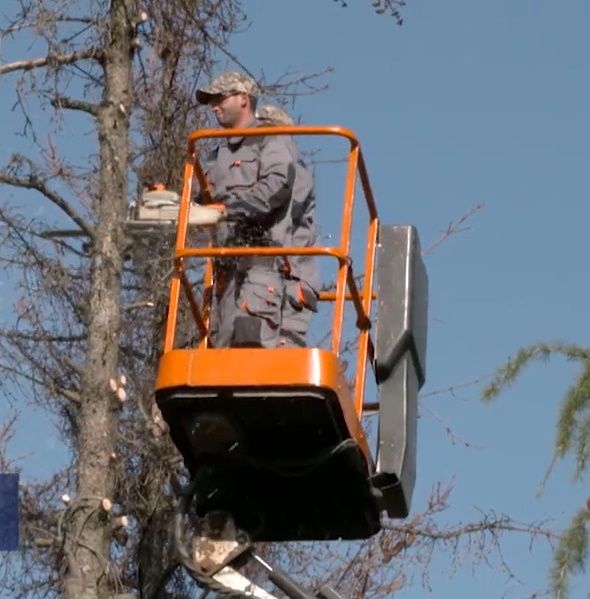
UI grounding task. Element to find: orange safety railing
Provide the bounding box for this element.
[163,126,379,415]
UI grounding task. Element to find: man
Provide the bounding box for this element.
[195,72,296,348]
[257,105,320,348]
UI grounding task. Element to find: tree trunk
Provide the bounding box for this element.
[63,1,133,598]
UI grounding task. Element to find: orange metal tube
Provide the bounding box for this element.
[176,246,346,260]
[163,157,195,352]
[357,152,378,220]
[178,267,208,341]
[175,158,195,252]
[200,251,214,349]
[193,155,214,205]
[331,145,359,355]
[188,125,361,150]
[353,214,380,415]
[345,267,371,330]
[164,276,180,353]
[319,291,376,302]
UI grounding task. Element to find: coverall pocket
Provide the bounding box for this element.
[240,270,283,327]
[285,279,318,313]
[225,148,259,190]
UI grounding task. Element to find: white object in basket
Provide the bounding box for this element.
[137,190,221,225]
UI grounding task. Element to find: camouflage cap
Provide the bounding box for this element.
[196,71,260,105]
[256,104,294,126]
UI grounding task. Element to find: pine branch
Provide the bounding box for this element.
[551,504,590,599]
[557,362,590,464]
[483,342,590,472]
[481,342,590,403]
[0,48,103,76]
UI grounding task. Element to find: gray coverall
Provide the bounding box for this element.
[204,124,295,348]
[279,142,320,347]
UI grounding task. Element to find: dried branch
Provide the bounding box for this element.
[181,7,256,81]
[0,172,94,239]
[0,363,80,405]
[420,402,482,448]
[421,376,486,399]
[422,202,485,256]
[262,67,334,99]
[383,516,558,542]
[0,48,103,76]
[1,331,86,343]
[50,96,99,117]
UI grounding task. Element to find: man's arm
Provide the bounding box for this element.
[223,136,295,221]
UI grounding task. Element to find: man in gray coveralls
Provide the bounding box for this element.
[256,105,320,348]
[196,72,296,348]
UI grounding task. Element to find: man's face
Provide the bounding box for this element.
[210,92,248,128]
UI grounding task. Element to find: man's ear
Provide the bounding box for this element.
[240,92,250,110]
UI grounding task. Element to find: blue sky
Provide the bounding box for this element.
[2,0,590,597]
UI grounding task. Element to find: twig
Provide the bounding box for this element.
[422,203,485,256]
[122,300,155,312]
[420,376,487,399]
[420,402,482,449]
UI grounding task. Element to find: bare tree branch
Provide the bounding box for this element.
[383,516,559,543]
[421,376,486,399]
[0,363,80,405]
[0,172,94,239]
[182,9,256,82]
[0,48,103,76]
[0,331,86,343]
[423,203,485,256]
[51,96,99,117]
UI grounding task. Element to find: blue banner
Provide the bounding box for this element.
[0,473,19,551]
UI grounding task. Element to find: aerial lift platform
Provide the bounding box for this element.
[149,125,428,598]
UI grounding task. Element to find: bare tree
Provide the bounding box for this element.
[0,2,246,597]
